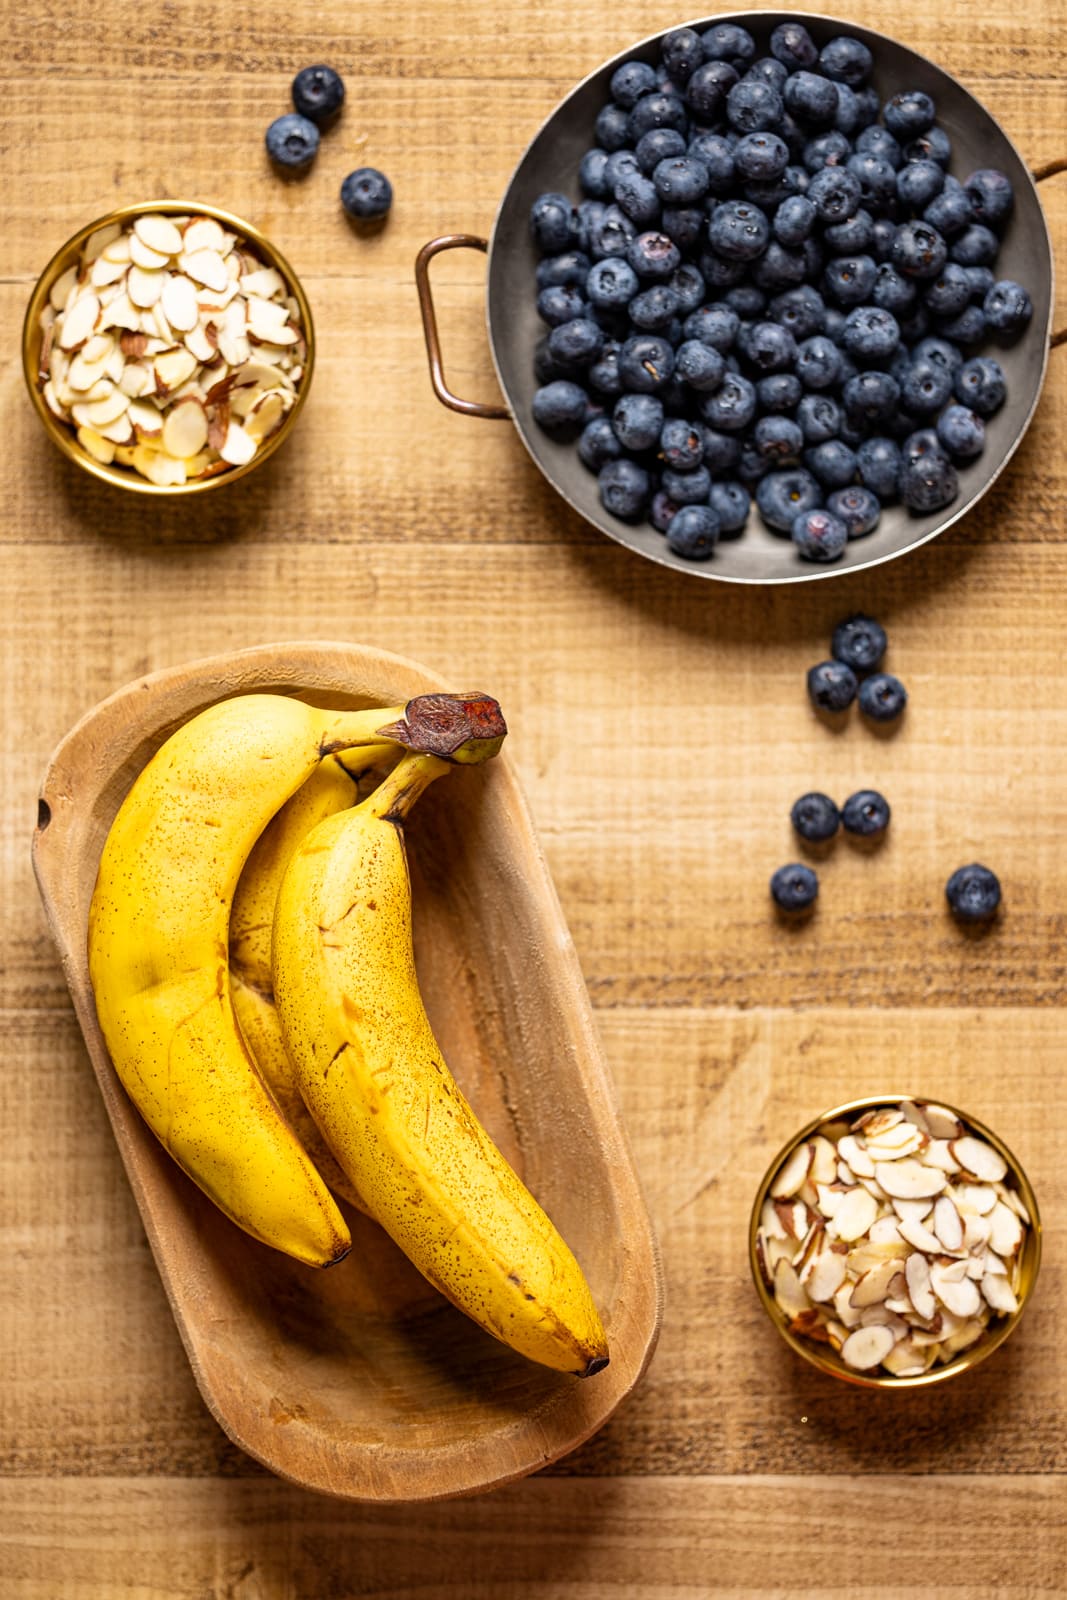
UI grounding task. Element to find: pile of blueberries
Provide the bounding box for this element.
[772,614,1001,920]
[528,21,1033,563]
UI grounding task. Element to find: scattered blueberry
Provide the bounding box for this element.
[791,791,841,842]
[945,863,1001,922]
[291,65,345,125]
[265,113,320,171]
[771,862,819,911]
[858,671,908,721]
[831,613,887,671]
[807,659,858,712]
[842,789,891,837]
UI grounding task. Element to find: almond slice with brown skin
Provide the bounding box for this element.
[921,1139,962,1175]
[980,1274,1018,1315]
[930,1261,981,1318]
[920,1105,964,1139]
[837,1135,875,1178]
[58,292,101,350]
[161,397,209,459]
[849,1255,901,1308]
[800,1246,848,1304]
[130,234,171,271]
[76,425,116,464]
[772,1258,810,1321]
[770,1142,813,1200]
[128,398,163,438]
[161,274,200,334]
[134,214,183,257]
[49,265,79,312]
[182,248,229,292]
[904,1251,937,1320]
[874,1159,946,1201]
[932,1194,964,1251]
[898,1215,943,1255]
[951,1136,1007,1184]
[219,420,257,467]
[153,347,198,395]
[840,1323,895,1371]
[989,1201,1023,1257]
[809,1135,839,1186]
[832,1185,879,1242]
[955,1183,998,1217]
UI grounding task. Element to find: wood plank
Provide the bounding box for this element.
[2,1006,1062,1478]
[1,1474,1065,1598]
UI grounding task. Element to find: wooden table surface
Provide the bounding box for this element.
[3,0,1067,1594]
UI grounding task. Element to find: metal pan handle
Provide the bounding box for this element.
[415,235,509,419]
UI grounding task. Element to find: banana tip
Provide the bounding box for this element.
[582,1353,610,1378]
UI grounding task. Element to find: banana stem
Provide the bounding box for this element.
[319,694,507,766]
[363,751,450,823]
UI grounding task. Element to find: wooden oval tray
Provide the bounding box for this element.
[32,641,662,1501]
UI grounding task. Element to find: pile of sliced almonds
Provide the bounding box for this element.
[757,1100,1031,1377]
[37,213,306,487]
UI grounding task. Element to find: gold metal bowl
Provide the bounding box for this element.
[749,1094,1042,1390]
[21,199,315,496]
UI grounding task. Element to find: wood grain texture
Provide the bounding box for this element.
[2,0,1066,1587]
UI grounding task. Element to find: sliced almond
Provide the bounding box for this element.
[219,419,257,466]
[837,1136,875,1179]
[955,1183,998,1217]
[161,274,200,333]
[849,1256,901,1308]
[860,1109,905,1139]
[243,389,286,443]
[932,1195,964,1251]
[100,291,143,333]
[868,1215,904,1246]
[770,1142,813,1200]
[840,1323,895,1371]
[90,255,129,289]
[102,235,133,265]
[922,1139,962,1175]
[1001,1186,1031,1226]
[922,1104,964,1140]
[809,1135,838,1186]
[161,397,209,458]
[140,450,188,487]
[833,1185,879,1243]
[951,1136,1008,1184]
[866,1123,927,1161]
[772,1257,810,1321]
[892,1197,934,1226]
[898,1215,943,1255]
[181,247,229,292]
[904,1251,937,1321]
[930,1261,981,1319]
[42,379,67,418]
[963,1211,992,1251]
[83,222,122,262]
[874,1159,946,1201]
[76,425,116,464]
[119,363,153,399]
[128,266,165,308]
[128,398,163,438]
[134,214,183,258]
[49,265,79,312]
[58,292,101,349]
[182,216,228,255]
[154,346,198,394]
[988,1201,1023,1258]
[881,1339,931,1377]
[129,233,172,271]
[800,1247,847,1305]
[83,390,130,427]
[184,322,217,363]
[941,1316,987,1357]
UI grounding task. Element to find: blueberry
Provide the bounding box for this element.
[891,220,948,280]
[963,265,996,301]
[922,262,972,318]
[733,131,789,182]
[824,254,877,308]
[773,194,816,247]
[634,128,686,176]
[612,391,664,450]
[265,113,320,171]
[579,148,611,198]
[859,673,908,724]
[675,339,726,390]
[899,447,958,512]
[707,199,771,262]
[752,242,807,292]
[737,444,770,488]
[701,22,757,68]
[900,426,944,468]
[883,89,936,140]
[896,158,945,212]
[650,489,679,532]
[945,863,1001,922]
[795,334,842,389]
[709,480,750,533]
[770,862,819,912]
[587,204,636,260]
[682,307,735,355]
[628,284,679,330]
[753,413,804,464]
[657,417,702,472]
[983,279,1032,336]
[792,506,848,561]
[831,613,887,673]
[856,125,903,169]
[610,60,658,109]
[626,231,681,279]
[595,103,632,153]
[856,436,902,499]
[577,416,623,471]
[843,369,900,426]
[701,427,743,474]
[832,84,864,138]
[723,284,766,320]
[599,457,651,520]
[529,191,579,254]
[660,205,705,251]
[537,284,586,326]
[923,179,973,239]
[963,168,1014,229]
[758,468,823,532]
[954,355,1006,416]
[666,503,720,559]
[699,250,748,290]
[770,20,819,70]
[652,155,711,205]
[769,283,826,339]
[628,91,688,143]
[700,371,757,431]
[819,35,872,86]
[900,357,954,415]
[586,257,640,310]
[844,153,897,214]
[936,304,987,346]
[791,792,841,842]
[806,440,857,489]
[603,148,640,190]
[292,65,345,125]
[913,334,964,376]
[745,57,789,93]
[807,165,862,223]
[869,216,899,262]
[803,130,851,174]
[686,60,740,122]
[757,372,803,412]
[738,320,796,372]
[617,334,675,394]
[937,404,986,461]
[950,223,1000,268]
[614,171,661,228]
[905,126,952,167]
[662,464,712,505]
[824,209,874,256]
[588,342,623,397]
[807,659,858,711]
[532,380,588,438]
[547,316,603,367]
[797,393,842,444]
[784,71,839,128]
[536,250,590,290]
[661,27,704,83]
[668,263,706,314]
[842,789,891,836]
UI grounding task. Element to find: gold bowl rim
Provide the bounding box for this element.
[21,198,316,496]
[748,1092,1043,1390]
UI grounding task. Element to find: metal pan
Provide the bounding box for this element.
[417,11,1057,585]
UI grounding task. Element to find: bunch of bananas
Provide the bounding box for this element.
[87,690,608,1377]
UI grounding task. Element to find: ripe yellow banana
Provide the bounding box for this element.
[272,746,610,1375]
[229,750,396,1211]
[88,690,499,1266]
